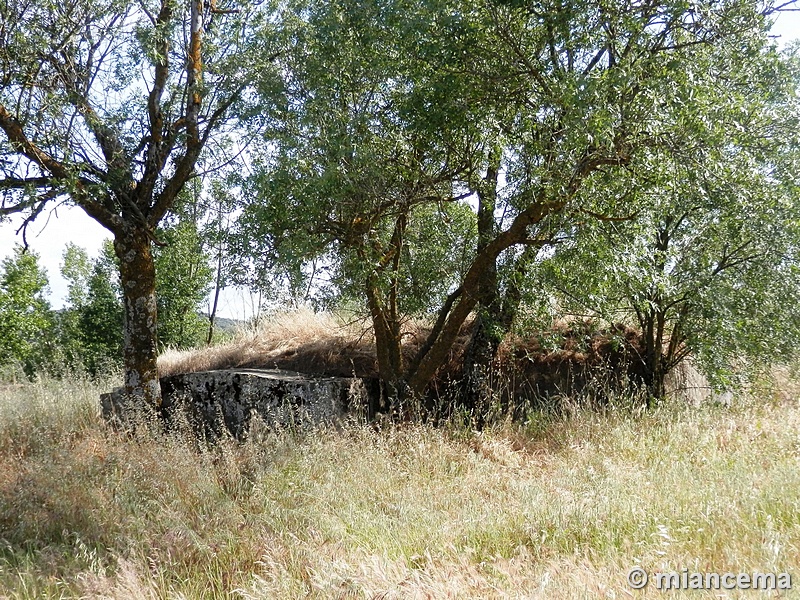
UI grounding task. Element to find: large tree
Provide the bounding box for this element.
[244,0,793,402]
[236,0,482,397]
[0,0,270,405]
[534,41,800,399]
[400,0,795,397]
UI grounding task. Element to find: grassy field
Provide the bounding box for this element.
[0,374,799,599]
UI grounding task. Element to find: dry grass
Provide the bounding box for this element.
[158,309,470,382]
[157,311,641,403]
[158,309,378,378]
[1,371,800,599]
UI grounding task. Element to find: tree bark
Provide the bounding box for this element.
[366,278,408,413]
[367,279,403,386]
[642,222,671,404]
[461,248,530,418]
[365,211,408,410]
[115,229,161,407]
[461,145,504,416]
[207,246,223,345]
[643,339,667,406]
[406,197,560,396]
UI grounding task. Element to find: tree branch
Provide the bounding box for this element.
[576,207,640,222]
[0,103,123,233]
[0,176,55,190]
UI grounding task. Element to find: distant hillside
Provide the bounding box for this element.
[199,314,244,336]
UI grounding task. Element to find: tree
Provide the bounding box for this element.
[154,217,213,350]
[61,218,214,369]
[55,243,93,371]
[203,179,237,344]
[80,244,125,374]
[399,0,798,397]
[61,243,93,309]
[237,0,483,398]
[59,242,125,375]
[245,0,793,403]
[0,0,271,406]
[0,246,52,377]
[534,42,800,400]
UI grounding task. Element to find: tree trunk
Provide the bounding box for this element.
[207,244,224,345]
[366,274,408,414]
[367,281,402,384]
[461,314,501,418]
[643,355,667,406]
[642,223,672,405]
[461,254,530,420]
[363,211,410,413]
[405,149,626,398]
[641,306,668,405]
[406,203,560,396]
[461,145,503,417]
[115,229,162,407]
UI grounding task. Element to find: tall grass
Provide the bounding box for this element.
[157,309,374,378]
[1,374,799,598]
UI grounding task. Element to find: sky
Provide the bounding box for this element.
[0,206,263,320]
[2,9,800,320]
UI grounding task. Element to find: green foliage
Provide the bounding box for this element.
[532,42,800,393]
[51,244,92,372]
[4,0,799,398]
[0,246,53,378]
[58,219,214,370]
[396,202,477,316]
[57,216,215,371]
[79,243,124,374]
[233,0,800,395]
[201,179,238,339]
[58,242,124,376]
[153,219,213,350]
[1,0,272,405]
[61,243,92,308]
[234,0,482,319]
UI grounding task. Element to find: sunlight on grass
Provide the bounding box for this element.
[0,376,798,598]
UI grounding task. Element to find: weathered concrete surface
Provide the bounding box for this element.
[101,369,379,438]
